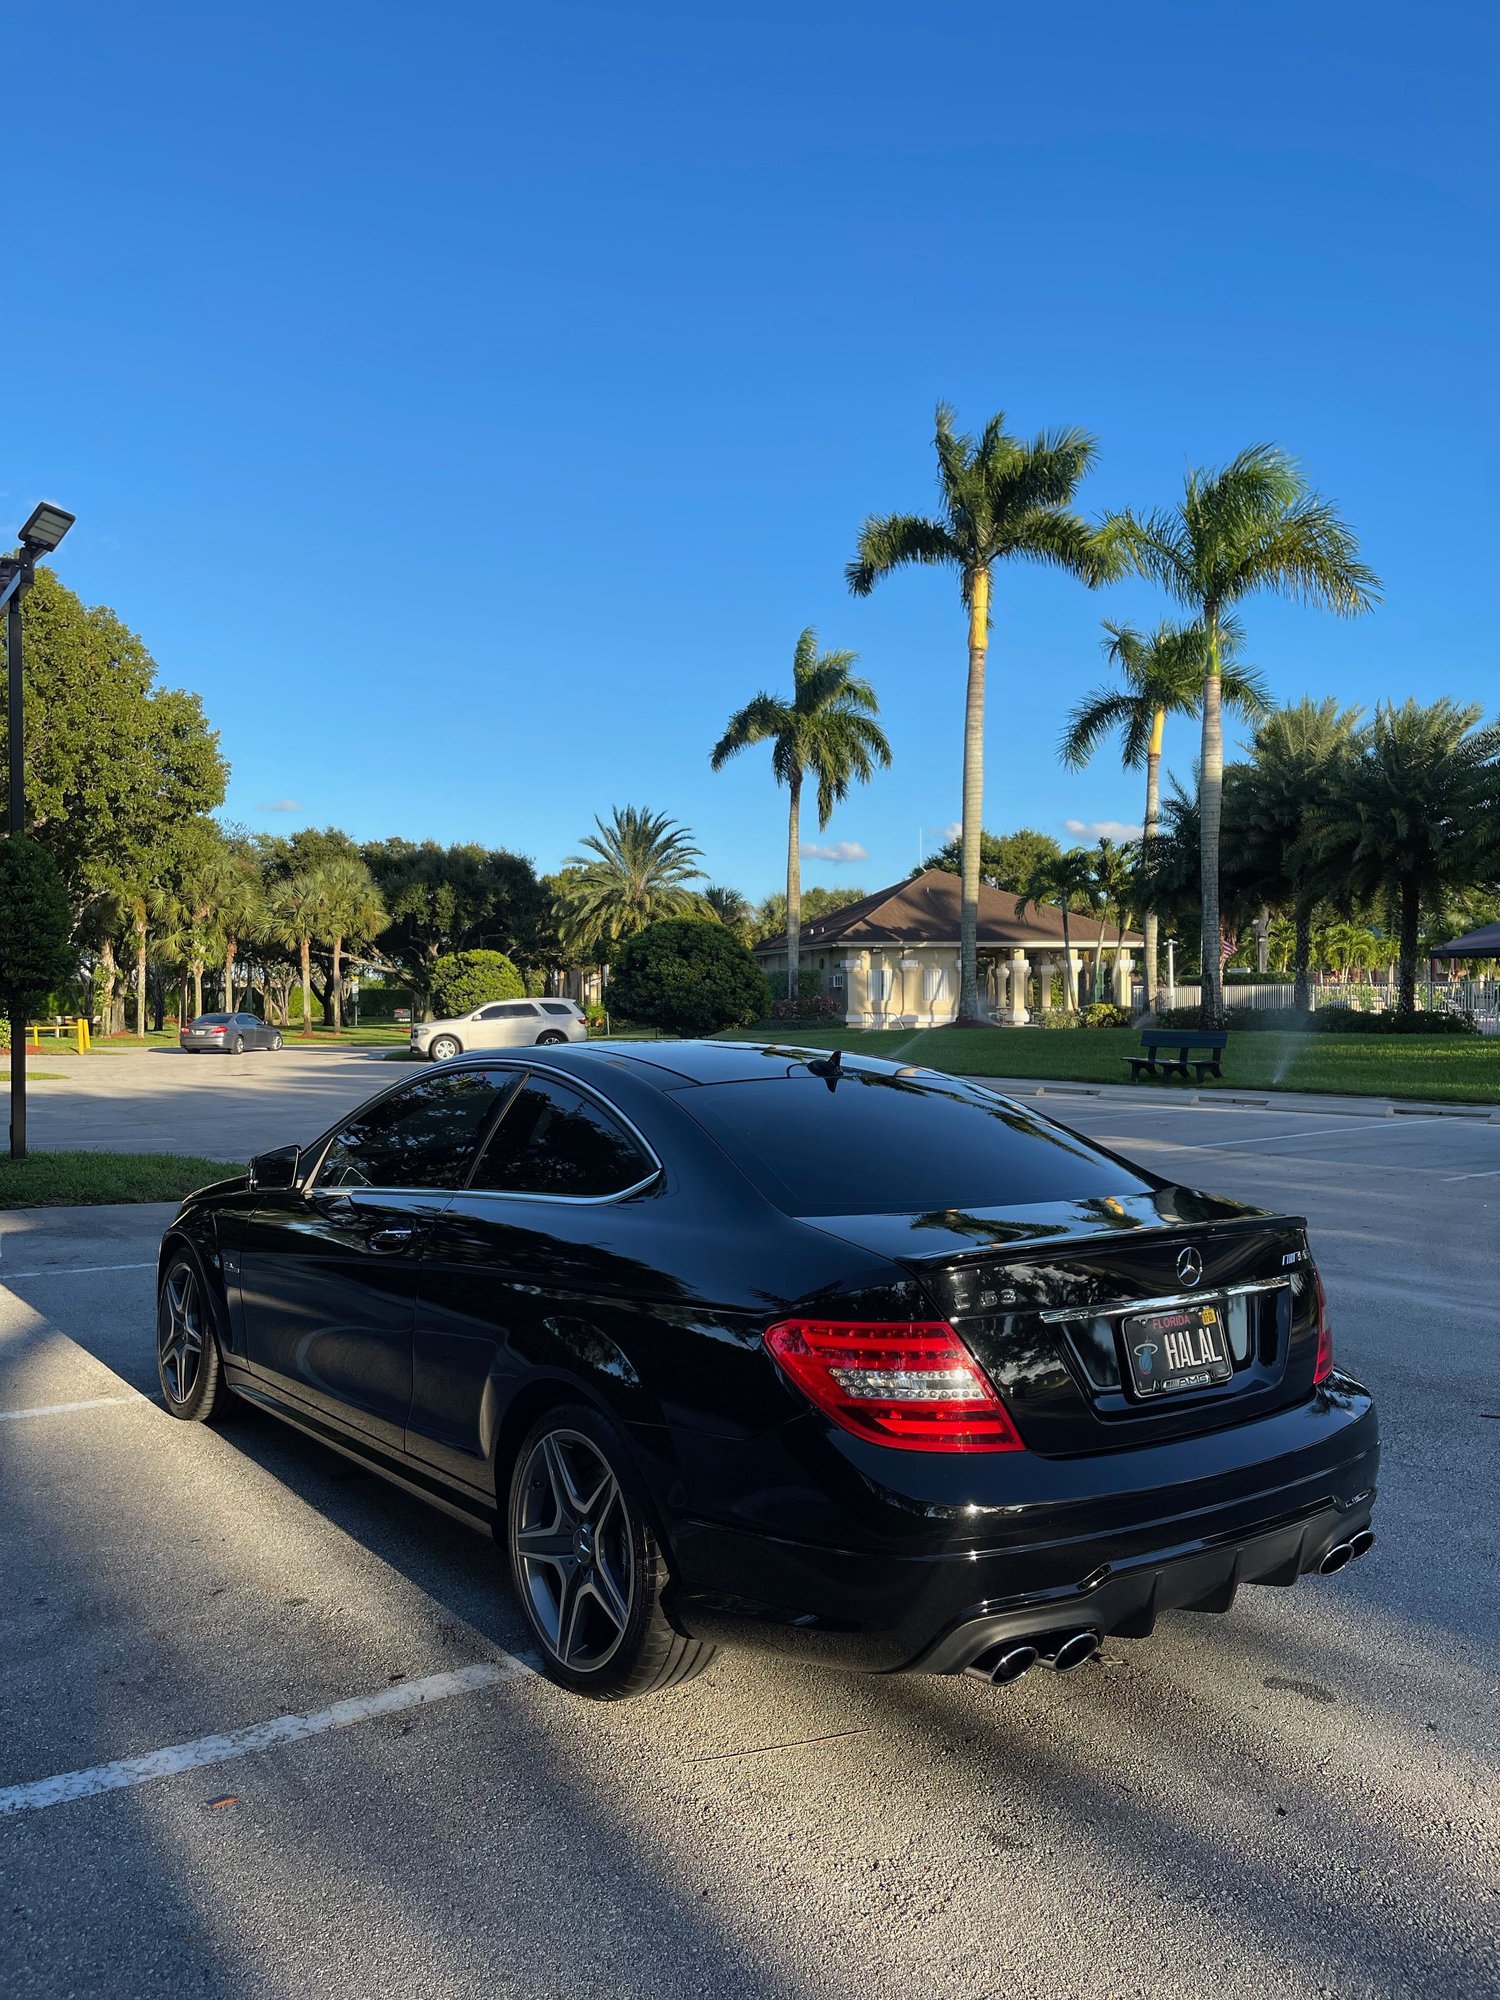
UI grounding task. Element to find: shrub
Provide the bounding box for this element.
[0,837,74,1029]
[1152,1002,1481,1037]
[1081,1002,1133,1029]
[1038,1009,1083,1030]
[585,1002,608,1030]
[607,919,770,1038]
[770,993,841,1022]
[431,950,524,1018]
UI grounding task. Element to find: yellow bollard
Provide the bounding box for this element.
[76,1018,90,1054]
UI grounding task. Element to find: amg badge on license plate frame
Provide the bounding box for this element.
[1122,1299,1233,1398]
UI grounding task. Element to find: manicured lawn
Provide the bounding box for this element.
[88,1023,410,1052]
[724,1023,1500,1104]
[0,1073,66,1082]
[0,1151,244,1209]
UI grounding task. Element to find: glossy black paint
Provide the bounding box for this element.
[162,1042,1379,1675]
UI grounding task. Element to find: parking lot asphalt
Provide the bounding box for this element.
[1,1095,1497,1999]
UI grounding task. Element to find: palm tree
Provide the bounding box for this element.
[1301,700,1500,1022]
[269,869,328,1037]
[217,848,266,1014]
[315,855,388,1030]
[1060,620,1269,1008]
[1238,698,1364,1009]
[1104,446,1380,1025]
[1090,837,1138,1006]
[700,885,756,947]
[559,806,704,961]
[711,629,891,1000]
[1018,847,1098,1011]
[848,403,1108,1020]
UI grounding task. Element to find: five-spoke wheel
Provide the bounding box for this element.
[505,1404,715,1699]
[156,1251,234,1423]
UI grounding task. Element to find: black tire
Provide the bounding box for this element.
[535,1030,567,1045]
[430,1035,461,1061]
[505,1402,714,1700]
[231,1034,245,1055]
[270,1033,283,1051]
[156,1249,236,1424]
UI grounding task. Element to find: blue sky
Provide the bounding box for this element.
[5,1,1495,899]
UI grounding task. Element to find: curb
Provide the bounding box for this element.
[971,1077,1500,1124]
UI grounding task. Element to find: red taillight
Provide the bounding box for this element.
[763,1319,1025,1453]
[1313,1269,1334,1383]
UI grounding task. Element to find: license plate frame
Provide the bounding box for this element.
[1121,1297,1233,1398]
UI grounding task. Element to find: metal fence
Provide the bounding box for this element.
[1135,977,1500,1033]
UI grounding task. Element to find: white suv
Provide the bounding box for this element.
[411,998,588,1061]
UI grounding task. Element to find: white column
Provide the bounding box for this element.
[1066,951,1084,1011]
[1113,950,1133,1006]
[1006,951,1030,1025]
[1037,955,1054,1012]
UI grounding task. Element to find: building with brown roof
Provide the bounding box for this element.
[752,868,1143,1024]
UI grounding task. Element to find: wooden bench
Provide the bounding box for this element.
[1125,1027,1228,1083]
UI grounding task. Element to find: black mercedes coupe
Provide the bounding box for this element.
[156,1042,1379,1699]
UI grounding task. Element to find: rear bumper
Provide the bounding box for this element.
[662,1384,1379,1673]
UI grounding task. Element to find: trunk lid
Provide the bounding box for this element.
[806,1190,1320,1455]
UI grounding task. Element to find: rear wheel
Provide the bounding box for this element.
[535,1029,567,1045]
[429,1034,461,1061]
[231,1034,245,1055]
[157,1251,235,1423]
[505,1404,714,1700]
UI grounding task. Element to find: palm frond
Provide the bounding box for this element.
[846,512,959,595]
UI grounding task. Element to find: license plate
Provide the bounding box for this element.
[1122,1299,1233,1398]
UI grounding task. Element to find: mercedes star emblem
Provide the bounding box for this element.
[1176,1246,1205,1287]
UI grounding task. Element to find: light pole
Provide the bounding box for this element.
[2,502,76,1159]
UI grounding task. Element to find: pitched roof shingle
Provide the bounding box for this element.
[754,868,1142,952]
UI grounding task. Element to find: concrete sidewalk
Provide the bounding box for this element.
[971,1072,1500,1122]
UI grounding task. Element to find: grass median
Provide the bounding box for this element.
[725,1023,1500,1104]
[0,1152,243,1209]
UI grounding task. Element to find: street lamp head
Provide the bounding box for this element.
[18,501,75,554]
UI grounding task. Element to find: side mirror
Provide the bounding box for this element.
[249,1143,301,1191]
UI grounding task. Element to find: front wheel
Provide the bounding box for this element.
[270,1033,283,1051]
[157,1252,235,1423]
[429,1035,461,1061]
[506,1404,715,1700]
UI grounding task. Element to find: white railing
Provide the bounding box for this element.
[1136,977,1500,1031]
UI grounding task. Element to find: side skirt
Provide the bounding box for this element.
[228,1377,497,1536]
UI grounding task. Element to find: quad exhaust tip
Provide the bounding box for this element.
[963,1642,1039,1686]
[962,1627,1101,1685]
[1038,1629,1101,1673]
[1319,1528,1376,1576]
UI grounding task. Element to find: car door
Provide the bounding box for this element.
[235,1067,513,1450]
[407,1070,661,1491]
[467,1000,541,1050]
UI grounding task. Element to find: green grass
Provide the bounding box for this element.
[0,1073,66,1082]
[723,1023,1500,1104]
[0,1151,244,1209]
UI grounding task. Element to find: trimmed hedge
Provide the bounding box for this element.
[1154,1003,1481,1037]
[608,920,770,1038]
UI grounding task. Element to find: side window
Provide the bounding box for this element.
[476,1001,537,1021]
[470,1075,652,1199]
[317,1069,514,1191]
[540,1001,574,1016]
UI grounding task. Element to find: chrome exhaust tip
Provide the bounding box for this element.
[1319,1540,1355,1575]
[1348,1528,1376,1560]
[963,1642,1039,1686]
[1038,1629,1100,1673]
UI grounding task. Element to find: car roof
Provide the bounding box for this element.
[481,1039,942,1092]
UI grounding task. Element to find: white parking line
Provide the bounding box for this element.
[1442,1168,1500,1182]
[0,1261,157,1280]
[0,1659,528,1817]
[0,1394,151,1422]
[1160,1117,1442,1152]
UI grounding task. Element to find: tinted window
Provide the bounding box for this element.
[318,1069,513,1191]
[540,1002,574,1016]
[193,1014,231,1026]
[470,1075,651,1198]
[476,1001,538,1020]
[679,1072,1149,1216]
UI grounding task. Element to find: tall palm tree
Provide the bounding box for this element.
[1060,620,1269,1007]
[1103,446,1380,1025]
[848,403,1108,1020]
[559,806,704,961]
[1238,698,1364,1009]
[700,884,756,947]
[315,855,388,1030]
[711,629,891,1000]
[269,869,328,1037]
[1089,836,1138,1006]
[1301,699,1500,1022]
[1018,847,1098,1011]
[217,848,266,1014]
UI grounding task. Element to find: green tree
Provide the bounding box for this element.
[0,834,74,1023]
[848,403,1108,1019]
[711,629,891,1002]
[607,919,770,1037]
[314,854,387,1029]
[1301,700,1500,1022]
[431,949,525,1017]
[1017,847,1098,1011]
[754,883,869,942]
[1236,698,1364,1009]
[920,827,1061,895]
[700,884,756,947]
[1103,446,1380,1025]
[1060,621,1269,1007]
[557,807,705,961]
[268,870,327,1038]
[362,839,548,1013]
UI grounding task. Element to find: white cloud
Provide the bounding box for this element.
[801,840,870,864]
[256,798,302,814]
[941,821,961,842]
[1063,818,1139,843]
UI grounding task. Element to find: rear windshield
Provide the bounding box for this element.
[192,1014,231,1026]
[679,1071,1149,1216]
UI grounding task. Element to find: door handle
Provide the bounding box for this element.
[368,1225,417,1253]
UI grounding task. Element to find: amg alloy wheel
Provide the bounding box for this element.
[156,1253,234,1423]
[505,1405,714,1700]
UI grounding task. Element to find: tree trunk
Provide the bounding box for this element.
[1141,708,1164,1010]
[332,935,345,1030]
[224,941,237,1014]
[1397,879,1420,1023]
[97,939,117,1038]
[958,566,990,1021]
[135,917,148,1040]
[299,936,314,1036]
[1060,909,1076,1010]
[191,959,204,1020]
[785,773,802,1003]
[1198,612,1226,1028]
[1294,899,1314,1012]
